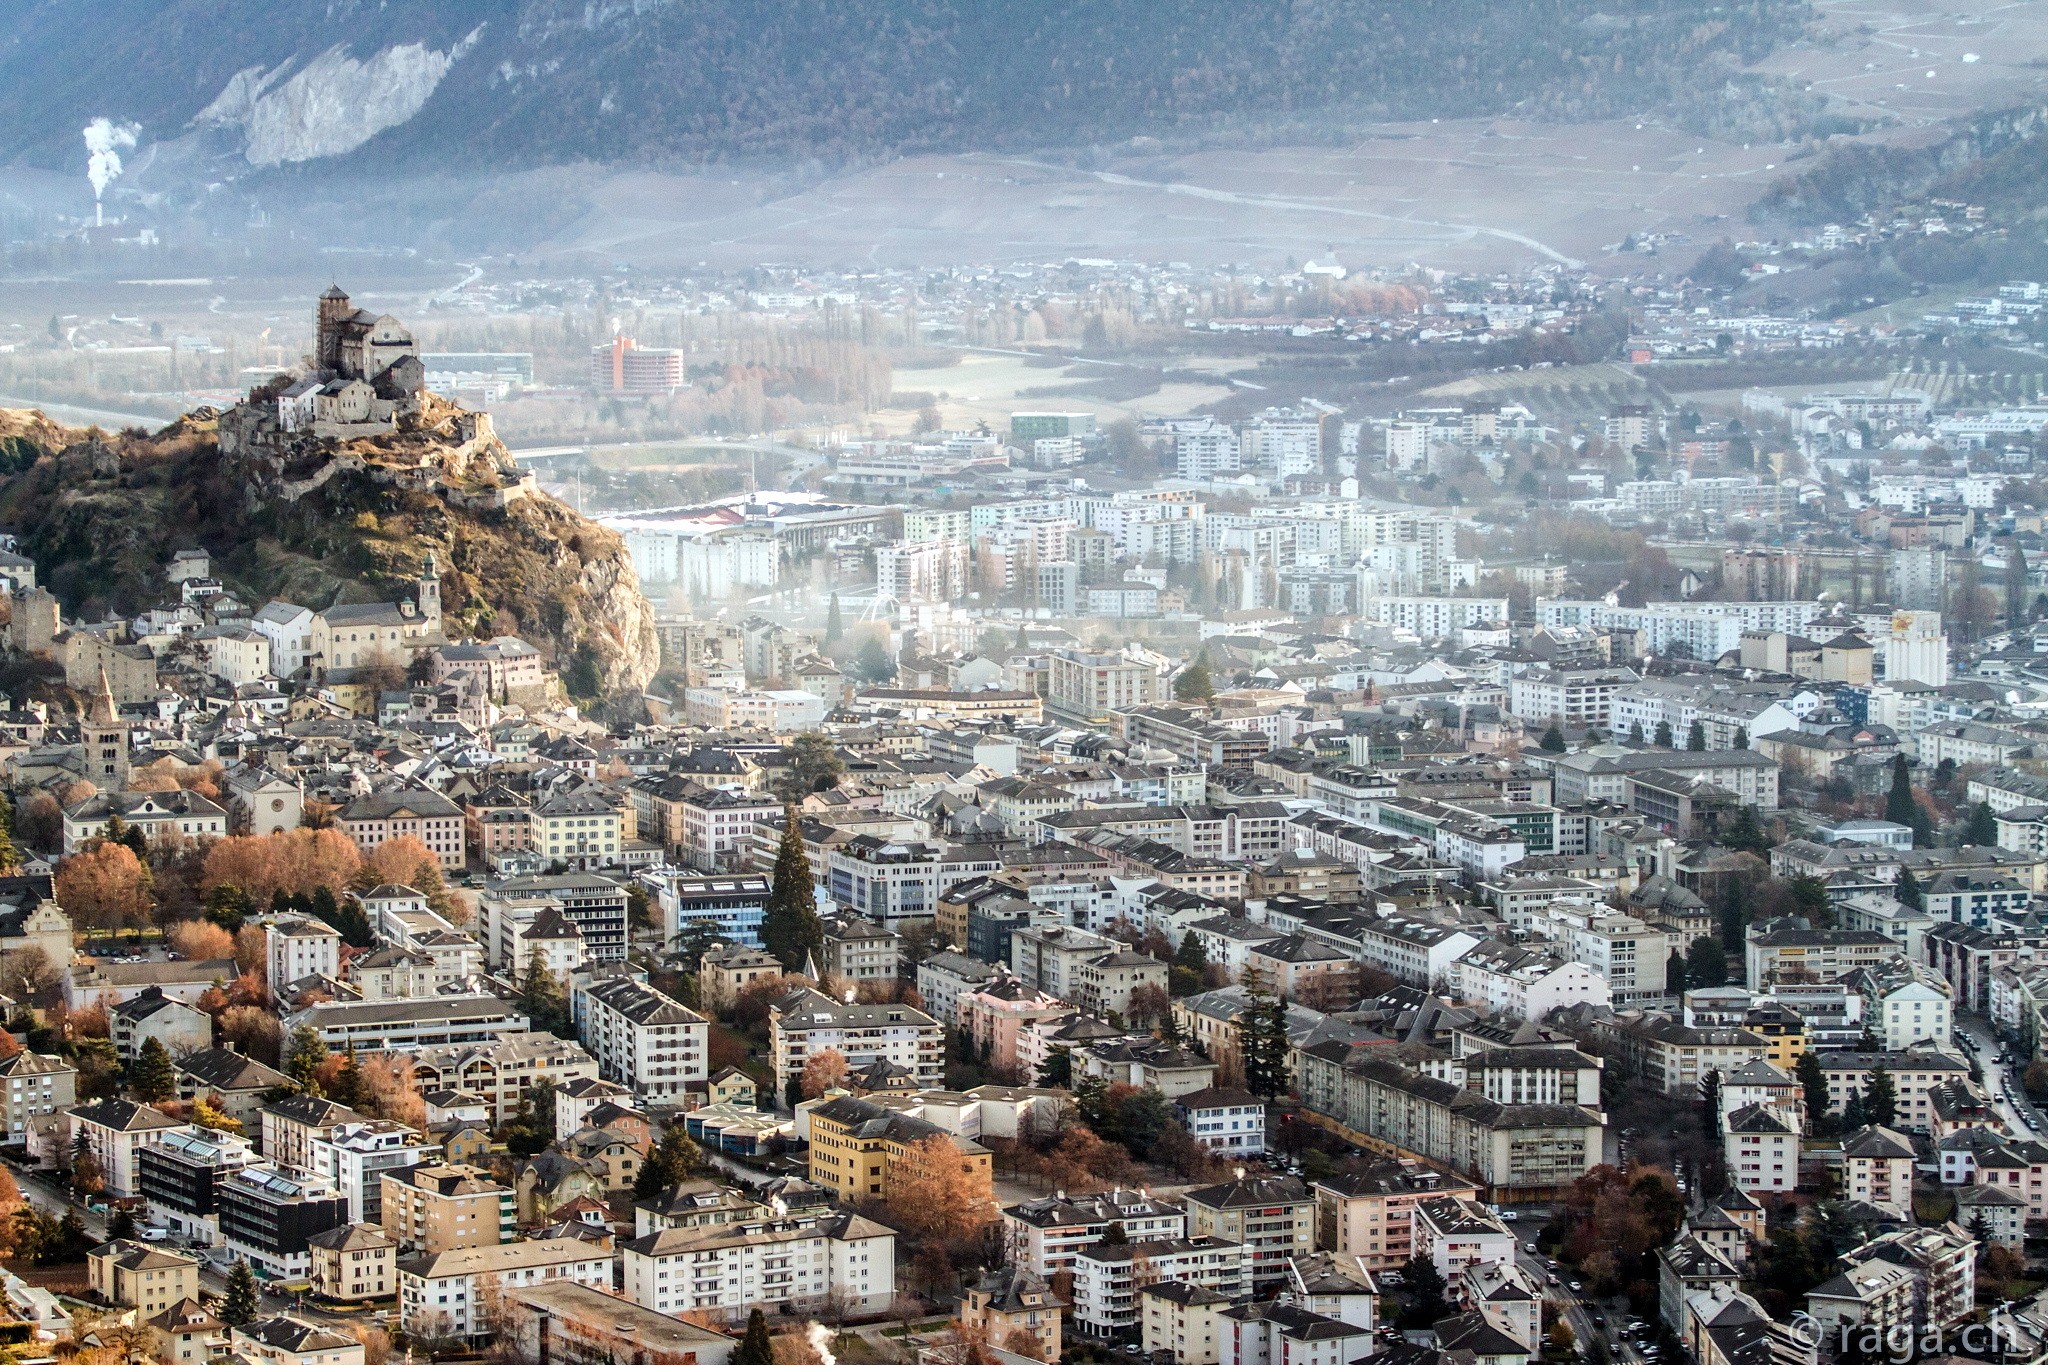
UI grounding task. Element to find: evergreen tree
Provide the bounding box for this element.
[761,806,824,973]
[1036,1047,1073,1089]
[1174,659,1215,702]
[107,1208,136,1241]
[329,1044,366,1110]
[1170,931,1208,996]
[130,1036,176,1103]
[733,1310,774,1365]
[1234,971,1292,1101]
[204,882,252,933]
[1886,754,1930,846]
[1867,1064,1897,1127]
[1722,807,1772,855]
[1789,875,1832,926]
[1733,727,1749,750]
[1687,720,1707,751]
[1539,723,1566,753]
[521,945,572,1036]
[0,792,19,873]
[1630,721,1645,744]
[1843,1088,1867,1130]
[825,593,843,644]
[1795,1050,1829,1135]
[1897,866,1924,911]
[1654,720,1674,748]
[1965,801,1998,847]
[1686,935,1727,987]
[1665,951,1688,995]
[284,1020,329,1091]
[221,1261,259,1326]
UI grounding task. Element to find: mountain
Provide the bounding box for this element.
[0,0,1808,176]
[0,399,660,710]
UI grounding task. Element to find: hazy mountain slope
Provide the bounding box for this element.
[0,0,1808,173]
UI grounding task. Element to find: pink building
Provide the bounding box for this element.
[959,971,1069,1072]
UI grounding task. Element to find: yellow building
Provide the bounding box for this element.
[1743,1002,1806,1069]
[961,1266,1061,1362]
[806,1093,993,1206]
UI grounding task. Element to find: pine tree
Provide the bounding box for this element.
[1654,720,1674,748]
[131,1036,176,1103]
[1897,866,1924,911]
[204,882,252,933]
[1965,801,1998,847]
[1843,1088,1867,1130]
[107,1208,136,1241]
[761,806,824,973]
[1734,727,1749,750]
[1174,659,1214,702]
[1722,807,1772,855]
[1687,720,1707,751]
[825,593,843,644]
[1036,1047,1073,1088]
[1867,1064,1897,1127]
[1630,720,1645,744]
[1540,723,1567,753]
[521,945,571,1036]
[1796,1050,1830,1135]
[0,792,19,873]
[221,1261,259,1326]
[1234,971,1292,1101]
[733,1310,774,1365]
[1687,935,1727,987]
[284,1020,329,1091]
[329,1044,366,1110]
[1886,754,1929,846]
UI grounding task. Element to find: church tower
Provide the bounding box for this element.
[80,666,128,790]
[315,285,352,372]
[418,553,442,627]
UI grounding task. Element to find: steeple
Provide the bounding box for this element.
[80,665,127,789]
[88,666,117,724]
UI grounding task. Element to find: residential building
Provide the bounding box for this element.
[398,1238,616,1344]
[768,988,944,1096]
[1002,1189,1190,1277]
[0,1052,76,1143]
[573,975,709,1104]
[620,1208,896,1323]
[88,1240,202,1314]
[381,1162,516,1254]
[1183,1173,1316,1289]
[1410,1197,1515,1280]
[306,1224,398,1303]
[67,1097,192,1197]
[219,1165,352,1282]
[1074,1237,1250,1337]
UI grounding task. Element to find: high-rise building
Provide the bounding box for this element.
[590,337,683,394]
[1888,547,1948,612]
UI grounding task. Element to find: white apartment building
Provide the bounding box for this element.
[768,988,944,1094]
[1048,648,1162,721]
[1507,667,1640,730]
[398,1239,615,1344]
[266,918,343,992]
[621,1209,896,1322]
[1179,424,1242,479]
[1074,1238,1251,1337]
[1359,596,1509,641]
[1450,942,1613,1020]
[1724,1103,1800,1195]
[1529,905,1665,1005]
[1002,1190,1189,1278]
[574,976,709,1104]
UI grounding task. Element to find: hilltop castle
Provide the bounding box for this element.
[274,286,427,437]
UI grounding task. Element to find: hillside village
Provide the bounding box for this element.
[14,286,2048,1365]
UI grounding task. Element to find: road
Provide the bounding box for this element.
[1954,1013,2046,1138]
[1512,1209,1651,1365]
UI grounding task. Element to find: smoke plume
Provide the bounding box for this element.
[807,1322,836,1365]
[84,118,139,202]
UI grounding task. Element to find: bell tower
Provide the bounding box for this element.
[418,553,442,627]
[80,666,128,790]
[315,285,352,372]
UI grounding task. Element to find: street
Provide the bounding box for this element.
[1512,1208,1652,1365]
[1952,1013,2046,1139]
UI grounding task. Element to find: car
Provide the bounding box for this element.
[140,1227,169,1241]
[1527,1242,1539,1253]
[1381,1272,1404,1286]
[1593,1317,1606,1329]
[1570,1282,1584,1292]
[1501,1210,1518,1221]
[1548,1275,1560,1286]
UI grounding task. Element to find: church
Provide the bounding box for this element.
[275,286,427,437]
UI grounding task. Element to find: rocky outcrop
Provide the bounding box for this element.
[0,398,659,706]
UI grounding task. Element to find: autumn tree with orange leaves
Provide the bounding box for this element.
[884,1132,996,1242]
[201,828,360,907]
[799,1047,850,1099]
[55,843,153,931]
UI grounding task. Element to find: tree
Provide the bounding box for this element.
[1733,727,1749,750]
[1867,1064,1897,1127]
[1233,972,1292,1101]
[761,807,824,973]
[1170,931,1208,997]
[801,1047,850,1099]
[284,1020,329,1091]
[54,842,154,933]
[634,1122,706,1198]
[167,920,235,962]
[1654,721,1673,748]
[70,1146,104,1196]
[15,792,59,854]
[1629,721,1645,744]
[204,882,253,933]
[220,1261,259,1326]
[1886,754,1930,846]
[0,793,19,874]
[519,945,571,1037]
[1896,866,1924,911]
[1721,806,1772,855]
[853,636,896,683]
[886,1131,996,1241]
[1789,875,1831,926]
[107,1208,137,1241]
[825,594,844,644]
[775,733,846,802]
[1965,801,1999,847]
[1174,659,1214,702]
[130,1036,175,1103]
[1540,723,1566,753]
[1687,720,1707,751]
[1796,1050,1830,1135]
[1397,1253,1449,1326]
[328,1044,366,1110]
[1665,950,1687,995]
[1036,1047,1073,1089]
[1686,935,1727,987]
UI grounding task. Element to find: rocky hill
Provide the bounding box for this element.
[0,0,1809,175]
[0,399,660,708]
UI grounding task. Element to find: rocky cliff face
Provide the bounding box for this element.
[0,402,659,708]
